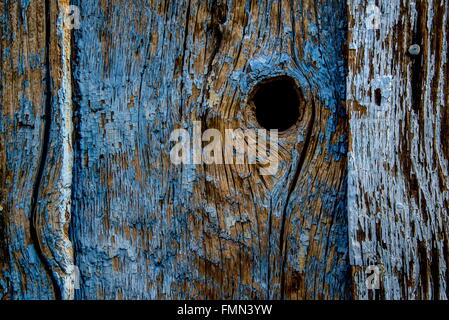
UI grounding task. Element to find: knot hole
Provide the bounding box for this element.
[250,76,302,132]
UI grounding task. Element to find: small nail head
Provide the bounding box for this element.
[408,44,421,56]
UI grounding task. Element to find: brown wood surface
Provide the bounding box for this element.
[0,0,447,300]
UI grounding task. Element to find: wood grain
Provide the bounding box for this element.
[3,0,446,301]
[70,0,349,299]
[0,0,55,299]
[347,0,449,299]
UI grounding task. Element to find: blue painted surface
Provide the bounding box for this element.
[70,0,349,299]
[1,0,350,300]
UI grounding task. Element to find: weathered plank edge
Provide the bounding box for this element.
[33,0,75,300]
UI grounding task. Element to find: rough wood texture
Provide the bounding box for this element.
[69,0,349,299]
[1,0,447,301]
[0,0,54,299]
[347,0,449,299]
[0,0,74,299]
[33,0,75,300]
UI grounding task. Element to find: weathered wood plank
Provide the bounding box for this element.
[347,0,449,299]
[0,0,55,299]
[0,0,75,299]
[33,0,75,300]
[2,0,447,301]
[70,0,349,299]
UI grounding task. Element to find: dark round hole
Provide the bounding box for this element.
[251,76,301,131]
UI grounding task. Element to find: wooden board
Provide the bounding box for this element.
[1,0,447,300]
[69,0,349,299]
[0,0,75,300]
[347,0,449,299]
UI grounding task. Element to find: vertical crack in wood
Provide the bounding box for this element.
[279,100,315,299]
[411,2,424,115]
[31,0,75,300]
[29,0,60,300]
[205,0,225,79]
[178,0,191,119]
